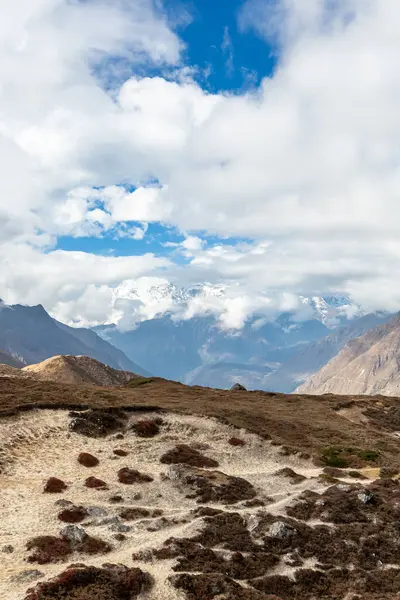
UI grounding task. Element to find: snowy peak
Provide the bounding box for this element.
[300,295,364,326]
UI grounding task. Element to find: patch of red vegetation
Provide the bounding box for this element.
[131,419,161,438]
[84,476,108,489]
[69,409,128,438]
[228,437,246,447]
[178,466,256,504]
[117,468,153,484]
[170,573,277,600]
[78,452,99,467]
[109,495,124,503]
[119,507,163,520]
[193,507,224,518]
[26,532,112,565]
[58,506,88,524]
[26,536,71,564]
[274,468,306,484]
[160,444,219,468]
[113,449,129,457]
[23,564,153,600]
[243,498,266,508]
[43,477,68,494]
[80,536,111,555]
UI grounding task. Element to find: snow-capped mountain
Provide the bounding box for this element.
[300,296,364,326]
[92,281,379,393]
[111,278,364,330]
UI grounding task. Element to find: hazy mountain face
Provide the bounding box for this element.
[94,311,336,389]
[0,302,148,375]
[94,294,391,392]
[0,296,389,393]
[297,313,400,396]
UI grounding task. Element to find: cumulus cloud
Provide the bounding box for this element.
[0,243,170,325]
[3,0,400,327]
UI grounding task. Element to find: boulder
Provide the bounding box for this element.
[231,383,247,391]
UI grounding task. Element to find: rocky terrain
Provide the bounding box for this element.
[297,313,400,396]
[1,373,400,598]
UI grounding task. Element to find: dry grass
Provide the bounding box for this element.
[1,376,400,466]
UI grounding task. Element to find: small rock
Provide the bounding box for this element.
[269,521,297,539]
[336,484,351,491]
[86,506,108,518]
[54,499,74,508]
[248,515,261,532]
[357,490,374,504]
[231,383,247,391]
[60,525,87,545]
[102,516,131,533]
[11,569,44,583]
[165,465,185,481]
[1,544,14,553]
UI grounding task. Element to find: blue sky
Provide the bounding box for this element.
[177,0,277,92]
[57,0,277,260]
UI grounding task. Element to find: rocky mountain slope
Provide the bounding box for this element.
[0,349,24,368]
[296,313,400,396]
[0,302,148,375]
[22,355,141,387]
[263,312,391,393]
[1,376,400,599]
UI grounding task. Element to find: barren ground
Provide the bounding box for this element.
[1,377,400,599]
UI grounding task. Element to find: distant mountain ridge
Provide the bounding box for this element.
[296,313,400,396]
[94,297,385,392]
[0,301,148,375]
[0,296,389,394]
[94,312,331,385]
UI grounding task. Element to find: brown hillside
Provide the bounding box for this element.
[22,355,140,387]
[0,375,400,468]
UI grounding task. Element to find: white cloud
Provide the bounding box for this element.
[221,26,234,76]
[3,0,400,327]
[181,235,205,252]
[0,243,170,325]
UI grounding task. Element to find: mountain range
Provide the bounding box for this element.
[0,295,394,394]
[94,293,389,392]
[0,301,148,375]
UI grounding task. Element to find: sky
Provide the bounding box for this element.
[2,0,400,329]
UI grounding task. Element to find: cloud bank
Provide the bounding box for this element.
[1,0,400,328]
